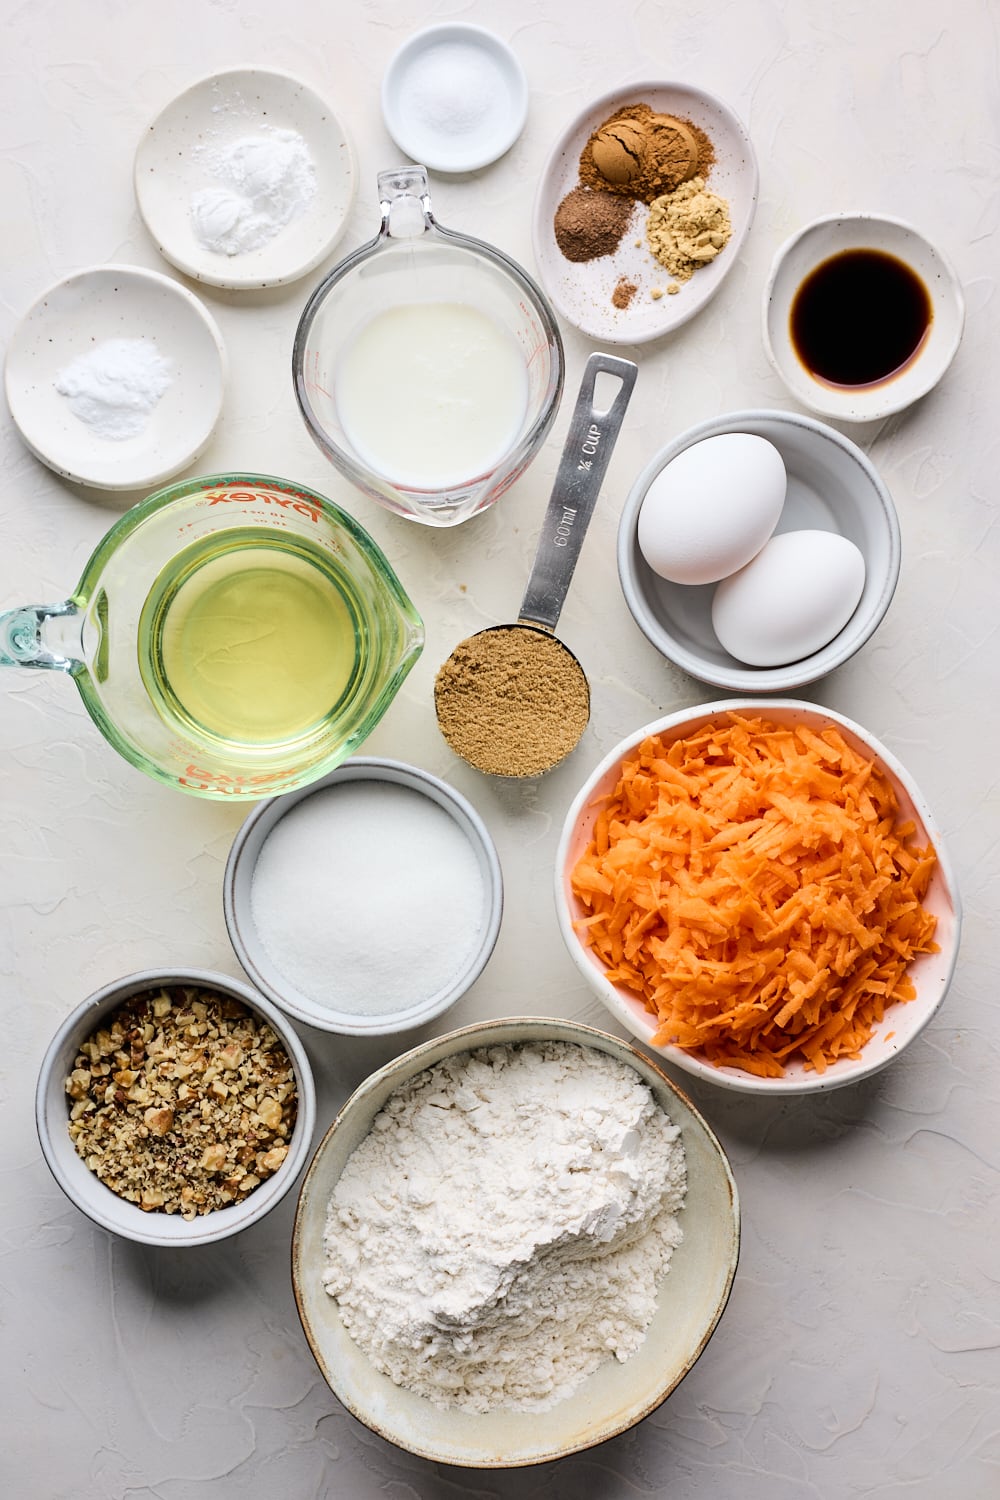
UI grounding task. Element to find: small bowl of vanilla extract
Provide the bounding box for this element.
[762,212,964,421]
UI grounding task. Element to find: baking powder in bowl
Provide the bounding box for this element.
[322,1041,687,1412]
[249,781,485,1015]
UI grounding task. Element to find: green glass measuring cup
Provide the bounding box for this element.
[0,473,424,799]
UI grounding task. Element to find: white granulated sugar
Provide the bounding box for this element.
[55,337,172,440]
[190,126,316,256]
[250,782,485,1016]
[322,1041,686,1412]
[398,43,510,137]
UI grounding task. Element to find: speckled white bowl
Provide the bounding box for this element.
[763,212,965,421]
[556,701,961,1096]
[617,409,901,693]
[35,968,316,1247]
[4,265,226,491]
[135,67,356,290]
[292,1016,739,1467]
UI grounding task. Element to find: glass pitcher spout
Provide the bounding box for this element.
[0,600,82,673]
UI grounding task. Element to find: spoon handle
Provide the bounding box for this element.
[518,351,637,632]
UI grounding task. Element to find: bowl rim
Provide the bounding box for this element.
[555,699,962,1096]
[616,408,902,692]
[291,1014,740,1466]
[224,757,504,1035]
[35,966,317,1246]
[381,23,529,173]
[761,211,966,421]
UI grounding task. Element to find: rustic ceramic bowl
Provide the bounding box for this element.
[292,1016,739,1467]
[555,701,961,1096]
[35,968,316,1246]
[617,409,901,693]
[763,212,964,421]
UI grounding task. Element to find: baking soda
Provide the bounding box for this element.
[191,127,316,257]
[55,337,172,441]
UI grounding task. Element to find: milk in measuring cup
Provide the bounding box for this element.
[335,303,529,489]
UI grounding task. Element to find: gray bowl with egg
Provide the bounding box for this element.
[617,409,901,693]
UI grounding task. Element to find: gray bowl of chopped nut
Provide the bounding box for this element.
[35,968,316,1245]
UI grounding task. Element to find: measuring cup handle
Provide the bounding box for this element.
[0,601,80,672]
[518,352,637,632]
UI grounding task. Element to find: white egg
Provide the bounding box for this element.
[636,433,787,584]
[711,530,867,667]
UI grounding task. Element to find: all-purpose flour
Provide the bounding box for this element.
[322,1041,687,1412]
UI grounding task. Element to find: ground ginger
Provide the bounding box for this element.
[645,176,733,283]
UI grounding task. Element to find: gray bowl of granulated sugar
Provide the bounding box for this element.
[291,1015,740,1468]
[223,758,503,1035]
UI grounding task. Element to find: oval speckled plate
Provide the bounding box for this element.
[531,81,758,344]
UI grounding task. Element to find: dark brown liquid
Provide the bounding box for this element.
[790,248,932,388]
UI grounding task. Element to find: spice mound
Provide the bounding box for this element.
[580,103,713,202]
[190,126,317,257]
[55,337,172,442]
[322,1041,686,1413]
[554,185,635,263]
[571,715,939,1077]
[435,624,590,777]
[645,176,732,282]
[65,984,298,1217]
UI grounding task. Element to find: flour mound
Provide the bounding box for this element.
[322,1041,686,1413]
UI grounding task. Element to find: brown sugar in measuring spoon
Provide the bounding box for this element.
[435,352,637,777]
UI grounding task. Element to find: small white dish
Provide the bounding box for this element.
[135,67,356,289]
[556,701,961,1097]
[763,213,965,421]
[224,758,504,1036]
[618,409,901,693]
[4,265,226,491]
[35,967,316,1247]
[292,1016,739,1466]
[382,25,528,173]
[532,81,758,344]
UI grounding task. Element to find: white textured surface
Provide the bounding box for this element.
[1,2,997,1495]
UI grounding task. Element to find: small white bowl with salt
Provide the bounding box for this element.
[224,758,503,1035]
[381,24,528,174]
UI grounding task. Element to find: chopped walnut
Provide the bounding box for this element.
[64,984,298,1220]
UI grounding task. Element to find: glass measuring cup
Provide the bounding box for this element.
[0,474,424,799]
[292,165,565,527]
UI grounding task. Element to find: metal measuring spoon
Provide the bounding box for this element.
[435,351,638,777]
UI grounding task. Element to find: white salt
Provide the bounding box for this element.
[55,337,172,440]
[249,782,486,1016]
[399,43,508,136]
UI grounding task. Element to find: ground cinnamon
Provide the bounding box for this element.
[612,277,638,309]
[580,103,715,203]
[553,185,635,262]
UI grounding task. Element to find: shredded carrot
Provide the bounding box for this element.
[570,714,939,1076]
